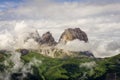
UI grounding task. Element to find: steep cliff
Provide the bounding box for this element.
[59,28,88,43]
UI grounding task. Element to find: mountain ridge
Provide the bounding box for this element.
[19,28,91,58]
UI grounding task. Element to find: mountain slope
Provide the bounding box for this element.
[20,51,120,80]
[0,51,120,80]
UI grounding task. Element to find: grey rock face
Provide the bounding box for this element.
[59,28,88,43]
[24,30,42,43]
[25,30,56,46]
[41,31,57,46]
[24,28,88,46]
[29,30,42,43]
[20,49,29,55]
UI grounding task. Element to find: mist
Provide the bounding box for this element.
[0,21,119,58]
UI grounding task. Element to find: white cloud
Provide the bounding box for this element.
[0,30,15,50]
[23,38,39,49]
[57,39,90,52]
[0,0,120,57]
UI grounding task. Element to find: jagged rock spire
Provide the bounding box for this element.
[41,31,57,46]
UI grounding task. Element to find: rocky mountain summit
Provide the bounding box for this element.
[59,28,88,43]
[25,28,88,46]
[21,28,91,58]
[41,31,57,46]
[25,30,42,43]
[25,31,56,46]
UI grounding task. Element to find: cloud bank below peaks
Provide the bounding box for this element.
[0,21,120,58]
[0,0,120,58]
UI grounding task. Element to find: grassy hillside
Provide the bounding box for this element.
[0,51,120,80]
[21,51,120,80]
[21,51,95,80]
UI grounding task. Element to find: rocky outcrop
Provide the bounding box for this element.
[37,47,94,58]
[16,28,93,58]
[25,28,88,46]
[25,30,42,43]
[20,49,29,55]
[25,31,56,46]
[59,28,88,43]
[0,50,7,54]
[41,32,57,46]
[79,51,94,58]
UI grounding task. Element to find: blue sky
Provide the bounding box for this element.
[0,0,80,3]
[0,0,120,11]
[0,0,23,3]
[0,0,23,12]
[0,0,120,3]
[1,0,120,3]
[0,0,120,9]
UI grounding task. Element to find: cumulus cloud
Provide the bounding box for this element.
[0,21,39,50]
[56,39,120,58]
[57,39,90,51]
[0,0,119,57]
[0,30,15,50]
[92,40,120,58]
[23,39,39,49]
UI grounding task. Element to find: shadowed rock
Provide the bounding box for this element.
[41,31,57,46]
[0,50,7,54]
[80,51,94,58]
[20,49,29,55]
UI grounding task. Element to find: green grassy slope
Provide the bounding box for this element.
[21,51,120,80]
[0,51,120,80]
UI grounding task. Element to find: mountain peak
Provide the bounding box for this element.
[24,30,42,43]
[59,28,88,43]
[41,31,57,46]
